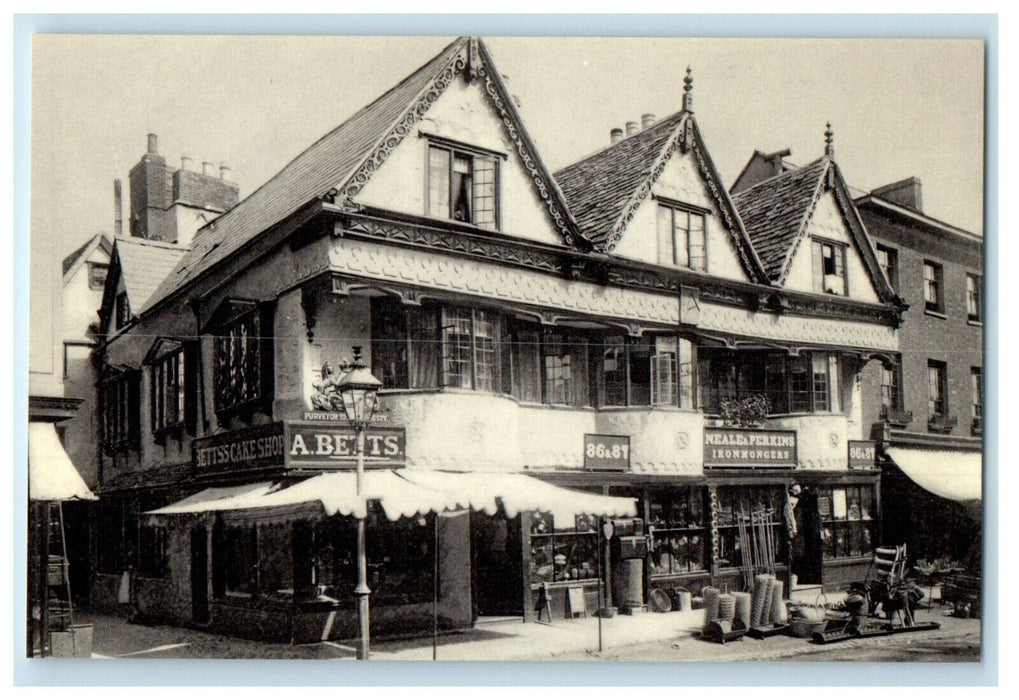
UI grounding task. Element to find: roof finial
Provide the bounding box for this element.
[682,66,694,112]
[824,121,834,158]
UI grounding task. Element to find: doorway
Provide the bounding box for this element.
[792,493,823,586]
[470,512,524,617]
[190,526,209,624]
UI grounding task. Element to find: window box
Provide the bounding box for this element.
[927,414,958,434]
[880,406,913,428]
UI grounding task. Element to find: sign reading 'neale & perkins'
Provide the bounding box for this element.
[192,421,406,476]
[703,428,797,469]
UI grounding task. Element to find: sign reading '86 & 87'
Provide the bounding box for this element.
[584,434,631,471]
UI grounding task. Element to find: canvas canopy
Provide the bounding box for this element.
[885,447,982,503]
[28,423,96,502]
[145,469,637,522]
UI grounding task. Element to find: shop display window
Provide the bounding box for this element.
[648,488,707,575]
[818,485,875,559]
[714,485,787,569]
[529,512,599,584]
[222,525,258,596]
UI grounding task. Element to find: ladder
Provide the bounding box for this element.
[30,502,76,657]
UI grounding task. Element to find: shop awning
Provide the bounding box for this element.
[146,482,277,514]
[28,423,96,502]
[145,470,637,522]
[885,447,982,502]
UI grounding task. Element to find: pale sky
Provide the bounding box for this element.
[32,34,985,266]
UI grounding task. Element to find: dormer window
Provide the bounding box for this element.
[656,202,706,271]
[427,142,498,229]
[812,239,847,296]
[88,262,109,291]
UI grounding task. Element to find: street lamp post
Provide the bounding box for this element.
[335,346,382,661]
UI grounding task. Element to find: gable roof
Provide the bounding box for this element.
[142,36,584,316]
[111,237,189,317]
[553,110,768,282]
[62,232,112,278]
[732,156,897,303]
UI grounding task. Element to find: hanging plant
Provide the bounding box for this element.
[720,394,771,427]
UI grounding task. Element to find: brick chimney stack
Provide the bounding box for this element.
[872,177,924,213]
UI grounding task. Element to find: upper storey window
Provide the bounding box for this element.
[212,304,273,418]
[924,261,945,314]
[88,262,109,291]
[115,292,132,330]
[812,239,847,296]
[966,274,982,323]
[656,203,706,271]
[427,143,498,230]
[875,245,898,293]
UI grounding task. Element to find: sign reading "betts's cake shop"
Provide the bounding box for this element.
[703,428,797,469]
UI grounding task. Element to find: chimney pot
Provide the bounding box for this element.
[625,121,639,137]
[202,161,213,177]
[641,113,656,130]
[219,162,231,181]
[610,128,624,145]
[147,133,158,155]
[181,154,192,170]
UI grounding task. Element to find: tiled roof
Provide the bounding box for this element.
[731,157,828,280]
[553,112,686,247]
[142,37,467,314]
[115,237,188,313]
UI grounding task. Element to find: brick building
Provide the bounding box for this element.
[854,180,983,565]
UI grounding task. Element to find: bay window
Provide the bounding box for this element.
[427,143,499,229]
[213,305,272,417]
[696,349,840,415]
[543,331,590,407]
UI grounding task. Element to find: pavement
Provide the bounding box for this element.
[75,600,980,662]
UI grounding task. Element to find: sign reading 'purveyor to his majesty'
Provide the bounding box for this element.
[703,428,797,469]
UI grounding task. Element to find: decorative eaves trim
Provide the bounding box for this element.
[335,37,585,250]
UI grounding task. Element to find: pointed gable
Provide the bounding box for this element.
[101,238,188,332]
[62,232,112,279]
[732,157,896,304]
[143,37,584,316]
[555,110,767,283]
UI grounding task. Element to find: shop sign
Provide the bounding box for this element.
[285,421,406,469]
[301,410,389,423]
[848,440,877,469]
[703,428,797,469]
[193,422,286,476]
[584,434,631,471]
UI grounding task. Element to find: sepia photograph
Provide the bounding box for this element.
[23,29,988,671]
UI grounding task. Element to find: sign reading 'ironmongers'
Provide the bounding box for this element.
[703,428,797,469]
[584,434,631,471]
[285,422,406,469]
[193,422,286,475]
[848,440,877,469]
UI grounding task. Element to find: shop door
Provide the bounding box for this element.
[793,494,823,586]
[190,526,209,624]
[470,512,524,617]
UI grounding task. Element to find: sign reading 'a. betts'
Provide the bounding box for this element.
[193,422,286,476]
[703,428,797,469]
[285,421,406,468]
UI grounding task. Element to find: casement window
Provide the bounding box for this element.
[924,261,945,314]
[881,365,901,412]
[813,239,847,296]
[114,292,132,329]
[648,488,707,574]
[927,360,948,420]
[213,306,272,417]
[440,307,500,391]
[87,262,108,291]
[875,245,898,292]
[100,372,140,449]
[427,143,498,229]
[600,335,695,408]
[501,321,542,403]
[529,512,599,584]
[543,331,590,407]
[656,204,706,271]
[149,344,193,438]
[817,485,876,560]
[967,274,982,323]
